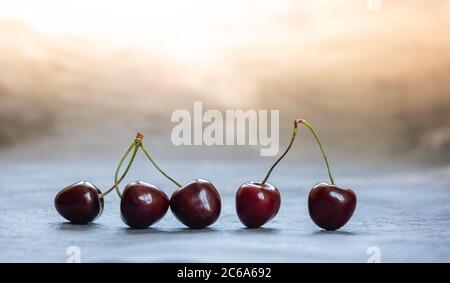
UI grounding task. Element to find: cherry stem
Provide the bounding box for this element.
[113,143,140,198]
[260,119,335,186]
[296,119,335,185]
[261,120,298,186]
[99,133,143,199]
[140,143,182,188]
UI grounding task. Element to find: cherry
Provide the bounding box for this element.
[308,182,356,230]
[54,181,104,224]
[111,133,172,229]
[296,119,357,230]
[54,133,142,225]
[120,181,169,228]
[235,118,298,228]
[169,179,221,229]
[236,182,280,228]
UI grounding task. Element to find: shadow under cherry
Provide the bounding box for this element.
[231,227,280,235]
[311,230,358,236]
[51,222,103,231]
[119,226,219,235]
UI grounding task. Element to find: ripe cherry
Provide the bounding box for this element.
[111,133,172,229]
[308,182,356,230]
[236,182,280,228]
[54,181,104,224]
[297,119,357,230]
[170,179,221,229]
[235,118,298,228]
[54,133,142,225]
[120,181,169,228]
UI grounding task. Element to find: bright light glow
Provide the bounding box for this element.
[1,0,449,107]
[0,0,291,61]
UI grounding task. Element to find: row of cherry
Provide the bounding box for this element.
[54,119,357,230]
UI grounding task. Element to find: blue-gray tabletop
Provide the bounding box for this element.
[1,158,449,263]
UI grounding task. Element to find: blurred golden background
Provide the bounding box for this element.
[1,0,449,163]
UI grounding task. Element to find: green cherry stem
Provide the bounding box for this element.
[98,141,135,199]
[260,119,335,186]
[261,120,298,186]
[113,143,140,198]
[296,119,335,185]
[99,132,143,199]
[140,143,182,188]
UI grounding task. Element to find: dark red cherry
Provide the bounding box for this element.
[170,179,221,229]
[236,182,281,228]
[308,182,357,231]
[54,181,104,224]
[120,181,169,228]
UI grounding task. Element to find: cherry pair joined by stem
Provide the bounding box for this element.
[236,119,356,231]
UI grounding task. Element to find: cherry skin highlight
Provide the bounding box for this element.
[170,179,221,229]
[236,182,281,228]
[308,182,357,231]
[54,181,104,224]
[120,181,169,228]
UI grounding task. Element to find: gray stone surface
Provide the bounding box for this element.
[0,158,449,262]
